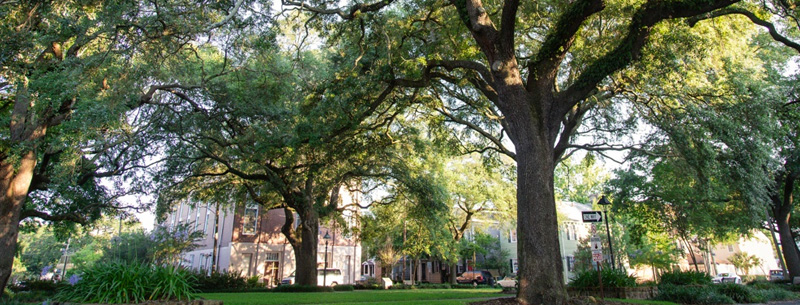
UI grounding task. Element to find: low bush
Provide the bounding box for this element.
[2,289,54,304]
[659,270,712,286]
[389,283,417,290]
[11,279,67,292]
[56,261,196,304]
[714,283,762,303]
[748,279,779,290]
[756,287,798,301]
[271,284,334,293]
[569,269,637,289]
[191,270,249,292]
[354,283,383,290]
[333,284,355,291]
[654,284,734,304]
[417,283,451,289]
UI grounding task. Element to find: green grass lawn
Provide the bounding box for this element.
[198,288,511,305]
[606,298,679,305]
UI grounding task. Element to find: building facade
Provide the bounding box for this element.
[163,193,362,286]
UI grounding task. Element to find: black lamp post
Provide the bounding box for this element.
[323,231,331,286]
[598,195,615,270]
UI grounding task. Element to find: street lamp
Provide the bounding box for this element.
[323,231,331,286]
[598,195,615,270]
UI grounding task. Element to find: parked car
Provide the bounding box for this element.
[457,270,494,285]
[769,269,785,281]
[496,276,517,288]
[280,269,344,286]
[712,272,742,284]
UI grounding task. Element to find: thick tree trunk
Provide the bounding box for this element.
[773,173,799,281]
[0,151,38,290]
[775,205,800,280]
[514,141,568,305]
[292,203,320,286]
[449,263,457,285]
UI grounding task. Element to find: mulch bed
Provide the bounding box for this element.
[470,296,631,305]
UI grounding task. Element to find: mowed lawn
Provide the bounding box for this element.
[198,288,512,305]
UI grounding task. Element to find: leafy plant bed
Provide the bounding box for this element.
[567,287,659,300]
[50,301,222,305]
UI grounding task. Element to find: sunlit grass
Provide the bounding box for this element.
[199,288,508,305]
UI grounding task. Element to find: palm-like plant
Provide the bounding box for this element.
[728,252,762,276]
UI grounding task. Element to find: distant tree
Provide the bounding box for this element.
[728,252,763,276]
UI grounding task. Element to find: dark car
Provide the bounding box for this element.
[770,270,785,282]
[457,270,494,285]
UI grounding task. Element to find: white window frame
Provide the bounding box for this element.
[242,204,259,235]
[510,230,517,243]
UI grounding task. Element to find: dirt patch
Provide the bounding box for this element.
[469,296,632,305]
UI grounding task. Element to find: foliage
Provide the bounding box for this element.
[728,252,763,276]
[56,261,196,303]
[101,229,155,264]
[654,284,735,304]
[191,270,249,292]
[713,283,765,303]
[17,229,62,278]
[270,285,334,293]
[755,288,798,301]
[333,284,355,291]
[149,222,205,265]
[554,154,610,205]
[459,231,510,275]
[568,268,637,289]
[658,270,712,286]
[354,277,383,290]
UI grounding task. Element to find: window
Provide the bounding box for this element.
[189,254,195,269]
[728,245,734,252]
[510,259,518,273]
[264,252,280,261]
[509,230,517,243]
[566,256,575,272]
[242,204,259,235]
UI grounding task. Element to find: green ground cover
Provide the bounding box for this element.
[198,288,510,305]
[606,298,679,305]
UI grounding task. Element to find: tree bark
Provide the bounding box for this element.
[0,151,38,290]
[773,175,800,280]
[513,132,567,305]
[281,196,320,286]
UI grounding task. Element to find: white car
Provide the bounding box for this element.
[712,272,742,284]
[496,276,517,288]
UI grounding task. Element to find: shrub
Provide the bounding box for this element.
[747,279,786,290]
[756,288,798,301]
[714,283,761,303]
[659,270,712,286]
[654,284,734,304]
[56,261,196,304]
[13,279,66,292]
[354,277,384,290]
[417,283,452,289]
[389,283,417,290]
[191,270,248,292]
[246,275,263,288]
[271,285,334,292]
[333,284,355,291]
[568,269,637,289]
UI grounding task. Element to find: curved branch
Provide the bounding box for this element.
[282,0,396,20]
[688,7,800,54]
